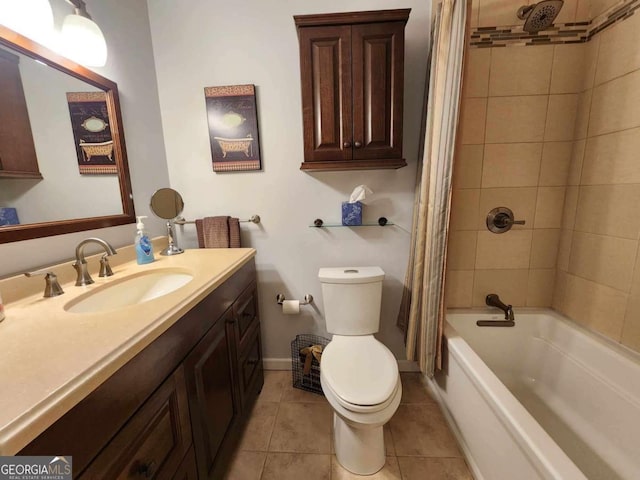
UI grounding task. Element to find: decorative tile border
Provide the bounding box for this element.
[470,0,640,47]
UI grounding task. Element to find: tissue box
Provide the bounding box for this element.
[0,208,19,226]
[342,201,362,226]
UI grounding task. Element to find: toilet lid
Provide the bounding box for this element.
[321,335,398,406]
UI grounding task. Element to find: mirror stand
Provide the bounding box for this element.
[150,187,186,256]
[161,220,184,256]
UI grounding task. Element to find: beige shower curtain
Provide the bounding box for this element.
[397,0,467,376]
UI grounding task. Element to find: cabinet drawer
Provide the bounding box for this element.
[80,366,192,480]
[233,281,258,352]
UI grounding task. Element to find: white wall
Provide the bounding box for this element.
[147,0,431,359]
[0,0,170,276]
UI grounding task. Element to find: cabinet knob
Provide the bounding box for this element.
[343,141,351,148]
[354,141,362,148]
[137,461,157,478]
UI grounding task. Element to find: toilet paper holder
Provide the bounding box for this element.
[276,293,314,306]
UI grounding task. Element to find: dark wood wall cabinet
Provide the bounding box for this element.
[294,9,410,171]
[0,48,41,178]
[20,259,263,480]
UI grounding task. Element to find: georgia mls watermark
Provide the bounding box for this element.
[0,457,72,480]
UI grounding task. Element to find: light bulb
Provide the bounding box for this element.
[60,13,107,67]
[0,0,54,46]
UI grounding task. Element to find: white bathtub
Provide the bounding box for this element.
[431,309,640,480]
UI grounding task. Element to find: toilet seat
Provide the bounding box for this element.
[322,375,400,414]
[321,335,399,411]
[321,371,402,428]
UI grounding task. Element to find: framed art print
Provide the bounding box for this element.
[205,84,262,172]
[67,91,116,174]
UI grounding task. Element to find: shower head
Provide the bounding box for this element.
[517,0,564,33]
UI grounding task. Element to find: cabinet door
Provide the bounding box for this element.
[171,449,198,480]
[79,366,192,480]
[298,25,352,163]
[351,21,405,161]
[184,308,240,479]
[0,49,41,178]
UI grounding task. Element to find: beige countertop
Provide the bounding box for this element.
[0,243,256,455]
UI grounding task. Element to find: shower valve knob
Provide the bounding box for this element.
[486,207,525,234]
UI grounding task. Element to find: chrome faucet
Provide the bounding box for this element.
[73,238,117,286]
[485,293,514,320]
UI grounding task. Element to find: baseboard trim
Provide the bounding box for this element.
[397,360,420,372]
[263,358,420,372]
[262,358,291,370]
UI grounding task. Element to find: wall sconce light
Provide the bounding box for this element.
[60,0,107,67]
[0,0,54,45]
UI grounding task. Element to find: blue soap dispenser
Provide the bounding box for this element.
[135,216,155,265]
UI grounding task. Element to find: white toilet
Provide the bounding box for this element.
[318,266,402,475]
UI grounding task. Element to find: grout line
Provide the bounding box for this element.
[262,382,283,463]
[571,226,640,242]
[257,451,268,480]
[560,268,633,296]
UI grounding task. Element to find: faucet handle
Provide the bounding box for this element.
[24,271,65,298]
[99,255,114,278]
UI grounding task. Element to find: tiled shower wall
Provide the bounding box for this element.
[553,11,640,352]
[446,43,581,308]
[468,0,623,28]
[448,0,640,354]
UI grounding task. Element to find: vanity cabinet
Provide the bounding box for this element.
[20,259,262,480]
[0,48,41,179]
[294,9,410,171]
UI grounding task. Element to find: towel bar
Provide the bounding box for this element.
[175,215,260,225]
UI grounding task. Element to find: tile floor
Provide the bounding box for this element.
[224,371,473,480]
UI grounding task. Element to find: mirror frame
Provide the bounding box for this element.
[0,24,135,244]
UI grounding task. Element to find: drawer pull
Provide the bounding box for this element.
[137,460,157,478]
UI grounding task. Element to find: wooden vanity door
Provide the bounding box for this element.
[184,308,240,479]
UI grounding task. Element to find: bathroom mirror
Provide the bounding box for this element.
[150,188,184,255]
[0,25,135,244]
[150,188,184,220]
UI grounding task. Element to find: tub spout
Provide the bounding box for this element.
[485,293,515,321]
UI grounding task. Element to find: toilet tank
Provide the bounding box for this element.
[318,267,384,335]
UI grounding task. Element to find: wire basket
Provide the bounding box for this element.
[291,333,330,395]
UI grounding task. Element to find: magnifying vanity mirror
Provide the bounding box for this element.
[150,188,184,256]
[0,25,135,244]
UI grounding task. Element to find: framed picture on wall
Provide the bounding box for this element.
[204,84,262,172]
[67,91,117,175]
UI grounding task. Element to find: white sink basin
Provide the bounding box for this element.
[65,269,194,314]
